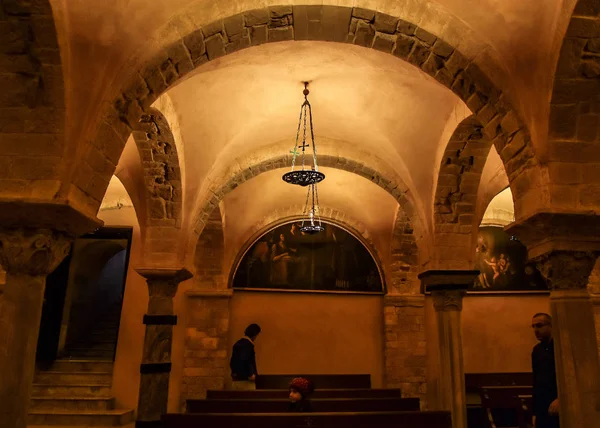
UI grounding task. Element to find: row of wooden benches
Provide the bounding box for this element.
[160,374,534,428]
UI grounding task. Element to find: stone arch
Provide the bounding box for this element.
[433,115,492,268]
[548,0,600,209]
[193,207,225,289]
[189,152,428,269]
[129,107,184,262]
[0,0,66,200]
[226,207,387,292]
[80,5,537,222]
[389,207,421,294]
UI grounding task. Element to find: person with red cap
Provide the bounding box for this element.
[287,377,314,412]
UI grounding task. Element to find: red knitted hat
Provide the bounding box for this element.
[289,377,314,398]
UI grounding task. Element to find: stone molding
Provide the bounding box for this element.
[384,294,424,308]
[0,228,72,276]
[0,200,102,238]
[185,289,233,299]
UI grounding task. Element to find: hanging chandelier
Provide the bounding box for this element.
[282,82,325,187]
[300,182,324,234]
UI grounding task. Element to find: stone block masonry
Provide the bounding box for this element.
[383,295,427,408]
[181,290,232,407]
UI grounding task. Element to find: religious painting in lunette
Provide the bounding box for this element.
[233,222,383,293]
[472,226,548,292]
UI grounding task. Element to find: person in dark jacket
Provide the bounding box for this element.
[230,323,261,390]
[288,377,314,412]
[531,313,559,428]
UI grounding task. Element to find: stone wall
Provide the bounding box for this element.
[181,290,231,407]
[383,295,427,408]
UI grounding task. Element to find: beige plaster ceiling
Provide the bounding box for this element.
[481,188,515,227]
[161,41,466,230]
[52,0,568,156]
[222,167,397,270]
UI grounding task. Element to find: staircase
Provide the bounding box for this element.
[28,359,134,426]
[64,303,121,360]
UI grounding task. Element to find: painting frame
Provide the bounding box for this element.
[230,219,386,295]
[467,225,550,295]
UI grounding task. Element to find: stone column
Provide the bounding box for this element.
[182,289,232,407]
[419,270,477,428]
[135,267,192,428]
[506,213,600,428]
[0,228,72,428]
[536,252,600,428]
[383,295,426,407]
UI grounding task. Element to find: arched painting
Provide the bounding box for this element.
[233,221,384,293]
[472,226,548,292]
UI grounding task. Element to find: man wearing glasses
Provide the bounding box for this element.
[531,313,559,428]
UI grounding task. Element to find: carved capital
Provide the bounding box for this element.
[535,251,599,290]
[136,267,193,298]
[0,228,72,276]
[431,289,466,312]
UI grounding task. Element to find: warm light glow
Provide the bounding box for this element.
[481,187,515,227]
[100,176,134,211]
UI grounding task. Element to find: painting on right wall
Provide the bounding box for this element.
[471,226,548,293]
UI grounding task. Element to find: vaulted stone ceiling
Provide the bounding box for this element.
[51,0,576,265]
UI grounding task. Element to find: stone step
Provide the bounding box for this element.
[69,343,116,351]
[35,371,112,385]
[28,409,134,426]
[32,383,112,398]
[49,359,113,372]
[30,397,115,411]
[65,350,115,359]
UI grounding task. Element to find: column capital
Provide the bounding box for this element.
[0,228,72,276]
[534,251,598,290]
[505,212,600,259]
[136,266,192,292]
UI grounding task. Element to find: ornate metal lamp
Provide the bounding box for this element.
[282,82,325,187]
[300,182,324,234]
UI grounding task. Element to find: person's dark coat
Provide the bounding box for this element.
[287,399,312,413]
[229,338,257,380]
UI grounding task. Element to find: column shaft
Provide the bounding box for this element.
[135,267,191,428]
[551,289,600,428]
[0,229,71,428]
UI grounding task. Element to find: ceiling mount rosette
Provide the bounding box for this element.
[282,82,325,187]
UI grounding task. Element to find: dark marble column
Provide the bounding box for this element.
[0,228,72,428]
[135,267,192,428]
[420,270,478,428]
[507,213,600,428]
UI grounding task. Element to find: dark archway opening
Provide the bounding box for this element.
[36,227,133,365]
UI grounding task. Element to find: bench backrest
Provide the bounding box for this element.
[163,410,452,428]
[206,388,402,399]
[256,374,371,389]
[186,397,420,413]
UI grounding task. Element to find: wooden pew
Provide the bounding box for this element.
[186,397,420,413]
[479,386,533,428]
[465,373,532,428]
[206,388,402,400]
[256,374,371,389]
[163,410,452,428]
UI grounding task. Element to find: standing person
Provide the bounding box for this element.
[230,323,261,390]
[531,313,560,428]
[287,377,314,412]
